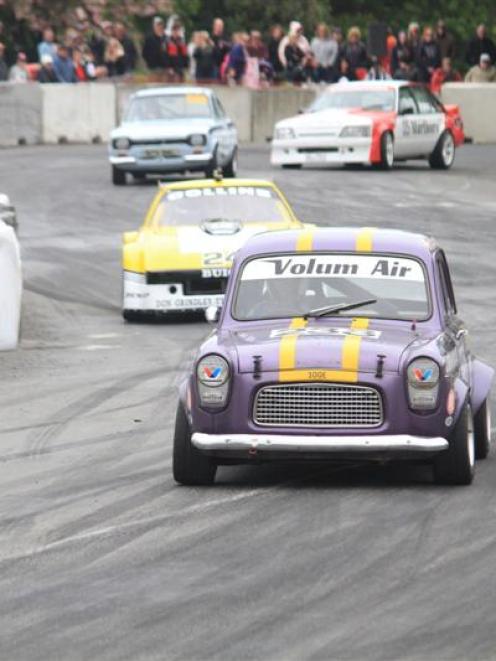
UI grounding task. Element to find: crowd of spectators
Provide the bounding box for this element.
[0,11,495,89]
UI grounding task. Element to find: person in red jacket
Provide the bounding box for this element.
[167,22,189,81]
[430,56,461,93]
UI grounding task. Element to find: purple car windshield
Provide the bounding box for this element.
[233,253,430,322]
[152,187,286,226]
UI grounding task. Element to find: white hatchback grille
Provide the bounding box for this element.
[254,383,383,428]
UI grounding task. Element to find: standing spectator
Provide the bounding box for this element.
[340,27,368,75]
[52,44,77,83]
[407,22,421,55]
[465,53,496,82]
[72,48,89,81]
[391,30,413,74]
[166,22,188,82]
[430,57,461,93]
[104,37,126,77]
[393,56,421,82]
[142,16,168,72]
[114,22,137,73]
[367,55,391,80]
[37,53,57,82]
[284,32,307,83]
[418,26,441,83]
[211,18,230,80]
[337,58,355,82]
[89,21,114,66]
[466,24,496,67]
[435,20,455,60]
[333,27,344,54]
[278,22,310,69]
[382,27,397,73]
[193,31,215,81]
[0,41,7,80]
[268,24,284,79]
[227,32,248,85]
[311,23,338,83]
[247,31,268,60]
[8,52,28,83]
[406,21,420,71]
[37,27,57,61]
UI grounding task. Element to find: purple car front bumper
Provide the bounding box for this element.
[192,433,448,454]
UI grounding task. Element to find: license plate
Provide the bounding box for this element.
[305,152,324,162]
[144,149,178,159]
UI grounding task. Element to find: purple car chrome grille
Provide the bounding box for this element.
[253,383,383,428]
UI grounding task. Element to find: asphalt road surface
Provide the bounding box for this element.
[1,144,496,661]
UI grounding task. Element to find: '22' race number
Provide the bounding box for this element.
[203,251,236,266]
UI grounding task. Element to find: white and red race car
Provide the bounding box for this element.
[271,81,464,170]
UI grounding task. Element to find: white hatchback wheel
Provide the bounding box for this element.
[442,132,455,167]
[385,133,394,168]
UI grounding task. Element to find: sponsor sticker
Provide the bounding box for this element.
[241,254,425,282]
[186,94,208,105]
[270,327,381,339]
[202,366,223,380]
[167,187,274,201]
[413,367,434,382]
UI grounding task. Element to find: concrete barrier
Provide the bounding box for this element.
[2,82,496,147]
[41,82,116,144]
[0,83,42,146]
[251,88,317,143]
[441,83,496,144]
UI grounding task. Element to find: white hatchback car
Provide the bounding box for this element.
[109,86,238,185]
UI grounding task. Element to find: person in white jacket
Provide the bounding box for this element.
[278,21,310,68]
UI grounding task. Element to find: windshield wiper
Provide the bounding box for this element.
[303,298,377,320]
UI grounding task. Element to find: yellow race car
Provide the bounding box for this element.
[122,176,305,319]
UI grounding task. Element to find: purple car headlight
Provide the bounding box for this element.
[407,358,440,411]
[196,354,230,408]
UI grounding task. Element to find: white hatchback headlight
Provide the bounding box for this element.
[339,126,371,138]
[197,354,230,408]
[407,358,440,411]
[114,137,131,150]
[275,127,296,140]
[189,133,207,146]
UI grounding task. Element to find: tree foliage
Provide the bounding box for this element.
[174,0,496,42]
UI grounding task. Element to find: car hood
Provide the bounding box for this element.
[112,118,214,141]
[277,108,375,132]
[140,223,289,271]
[228,320,426,376]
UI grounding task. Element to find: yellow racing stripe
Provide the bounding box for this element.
[296,228,314,252]
[279,318,307,376]
[355,227,375,252]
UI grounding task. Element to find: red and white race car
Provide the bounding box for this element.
[271,81,464,170]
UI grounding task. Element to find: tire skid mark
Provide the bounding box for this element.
[25,367,167,457]
[0,463,361,566]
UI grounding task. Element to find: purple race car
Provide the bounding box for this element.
[173,227,493,486]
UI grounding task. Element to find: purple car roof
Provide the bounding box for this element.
[234,227,438,263]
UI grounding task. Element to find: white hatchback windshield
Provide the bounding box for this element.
[233,253,430,321]
[309,89,395,113]
[152,187,287,226]
[126,93,212,121]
